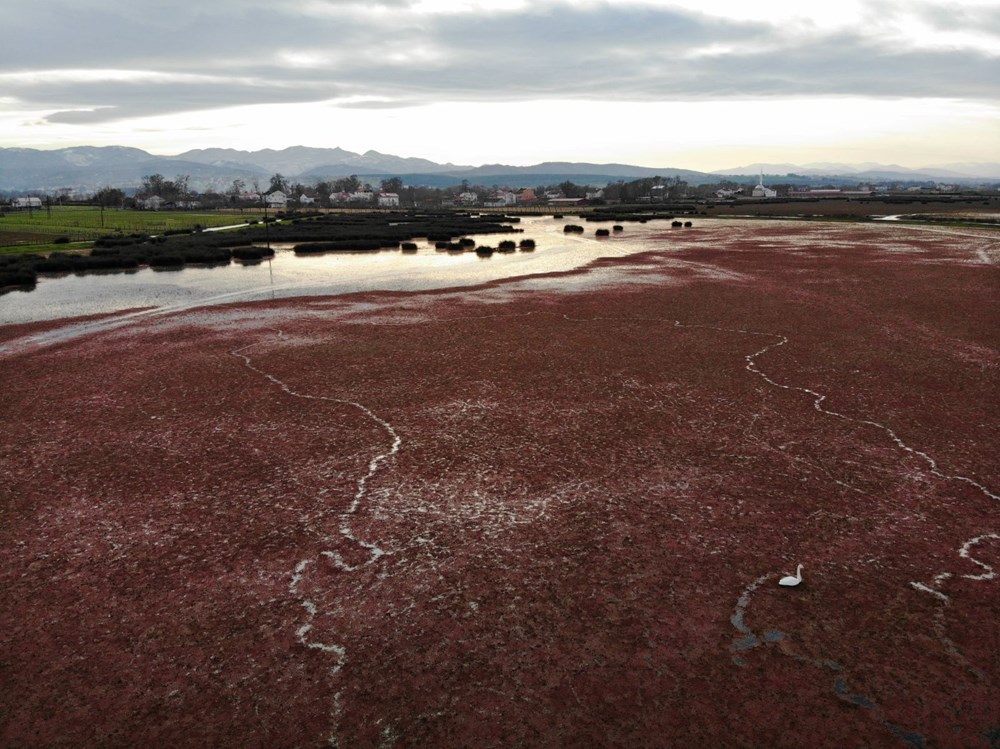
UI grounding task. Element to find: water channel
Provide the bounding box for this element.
[0,216,691,325]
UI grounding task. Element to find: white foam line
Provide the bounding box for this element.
[686,319,999,609]
[681,315,999,676]
[562,313,999,600]
[233,329,402,745]
[910,534,999,679]
[232,332,401,566]
[958,534,1000,581]
[562,313,997,506]
[909,582,949,602]
[740,333,999,503]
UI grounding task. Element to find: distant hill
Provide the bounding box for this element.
[176,146,466,177]
[297,164,391,180]
[2,146,998,194]
[446,162,713,187]
[0,146,263,193]
[716,161,1000,181]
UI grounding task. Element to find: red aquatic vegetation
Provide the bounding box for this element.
[1,221,998,748]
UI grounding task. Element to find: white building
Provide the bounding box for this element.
[137,195,165,210]
[457,191,479,205]
[265,190,288,208]
[12,196,43,209]
[378,192,400,207]
[484,190,517,208]
[752,174,777,199]
[348,191,374,203]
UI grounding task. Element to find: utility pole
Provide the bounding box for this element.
[263,193,270,250]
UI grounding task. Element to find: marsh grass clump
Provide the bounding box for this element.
[0,255,38,294]
[293,239,396,254]
[6,210,529,292]
[0,254,39,291]
[0,270,37,290]
[149,255,185,268]
[231,247,274,261]
[95,233,150,248]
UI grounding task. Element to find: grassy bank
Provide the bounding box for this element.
[0,206,250,248]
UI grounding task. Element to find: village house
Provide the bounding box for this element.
[11,196,43,209]
[548,197,589,208]
[517,188,538,205]
[378,192,400,207]
[650,184,668,201]
[484,190,517,208]
[265,190,288,209]
[137,195,165,210]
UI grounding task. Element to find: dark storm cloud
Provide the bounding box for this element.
[2,0,997,124]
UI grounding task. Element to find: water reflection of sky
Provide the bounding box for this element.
[0,217,691,325]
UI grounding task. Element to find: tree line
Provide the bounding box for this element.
[66,173,772,210]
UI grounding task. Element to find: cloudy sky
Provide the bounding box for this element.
[1,0,998,170]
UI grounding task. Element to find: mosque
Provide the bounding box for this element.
[752,173,777,198]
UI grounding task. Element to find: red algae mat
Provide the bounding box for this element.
[2,221,999,748]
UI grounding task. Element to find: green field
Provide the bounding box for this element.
[0,206,259,251]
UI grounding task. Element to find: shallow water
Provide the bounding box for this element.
[0,216,691,325]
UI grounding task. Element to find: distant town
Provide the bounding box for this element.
[6,170,998,215]
[3,145,999,214]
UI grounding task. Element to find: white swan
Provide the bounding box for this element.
[779,564,804,587]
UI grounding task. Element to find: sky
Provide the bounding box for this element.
[1,0,999,171]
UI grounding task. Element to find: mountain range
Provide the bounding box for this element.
[715,161,1000,181]
[1,146,998,194]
